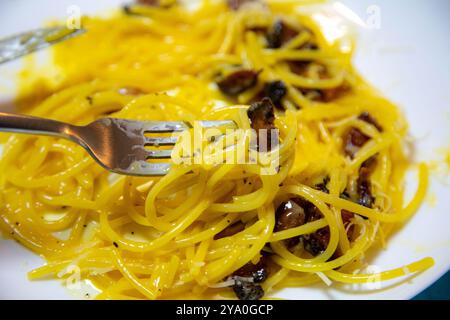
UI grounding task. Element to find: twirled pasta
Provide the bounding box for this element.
[0,0,433,300]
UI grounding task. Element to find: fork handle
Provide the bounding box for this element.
[0,112,76,140]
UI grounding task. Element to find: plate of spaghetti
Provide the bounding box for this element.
[0,0,449,300]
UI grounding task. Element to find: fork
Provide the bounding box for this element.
[0,27,235,176]
[0,26,86,65]
[0,112,235,176]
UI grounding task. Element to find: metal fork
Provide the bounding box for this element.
[0,112,235,176]
[0,28,235,176]
[0,26,86,65]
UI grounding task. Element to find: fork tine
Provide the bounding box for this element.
[0,27,86,65]
[198,120,235,129]
[144,136,178,146]
[141,121,190,133]
[126,162,172,176]
[146,149,173,159]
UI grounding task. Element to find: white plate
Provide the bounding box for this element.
[0,0,449,300]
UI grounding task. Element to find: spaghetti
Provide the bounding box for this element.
[0,0,433,300]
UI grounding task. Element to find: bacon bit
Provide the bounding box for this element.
[275,200,307,247]
[217,69,260,96]
[300,83,350,103]
[286,39,319,76]
[214,221,245,240]
[299,198,331,256]
[233,257,269,283]
[118,87,145,96]
[343,112,381,158]
[320,85,350,102]
[232,280,264,300]
[267,19,318,50]
[263,80,287,109]
[294,198,322,221]
[290,62,350,103]
[231,255,269,300]
[275,200,306,231]
[361,155,377,169]
[341,209,355,238]
[358,112,382,131]
[247,98,279,151]
[288,61,311,75]
[275,198,354,257]
[302,86,344,102]
[247,98,276,131]
[357,156,377,208]
[302,228,330,256]
[227,0,258,10]
[326,209,356,259]
[343,127,370,158]
[247,26,268,34]
[274,197,328,255]
[267,20,300,49]
[249,80,287,109]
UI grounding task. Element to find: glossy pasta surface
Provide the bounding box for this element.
[0,0,433,300]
